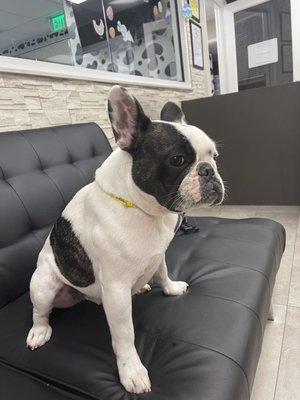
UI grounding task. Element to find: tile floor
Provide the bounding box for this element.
[188,205,300,400]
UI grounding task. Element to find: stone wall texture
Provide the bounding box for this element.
[0,14,209,148]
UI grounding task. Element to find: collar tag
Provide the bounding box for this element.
[110,194,137,209]
[100,186,138,209]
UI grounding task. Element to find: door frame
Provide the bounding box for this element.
[216,0,300,94]
[204,0,226,95]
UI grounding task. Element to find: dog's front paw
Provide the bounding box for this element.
[26,324,52,350]
[163,280,189,296]
[119,361,151,394]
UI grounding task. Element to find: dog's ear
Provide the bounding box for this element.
[108,85,151,151]
[160,102,186,124]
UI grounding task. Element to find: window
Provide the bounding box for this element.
[0,0,188,86]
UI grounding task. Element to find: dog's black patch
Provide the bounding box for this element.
[50,217,95,287]
[161,102,186,124]
[130,122,196,212]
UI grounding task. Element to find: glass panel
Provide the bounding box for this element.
[234,0,292,91]
[0,0,184,82]
[0,0,74,65]
[71,0,110,70]
[104,0,183,81]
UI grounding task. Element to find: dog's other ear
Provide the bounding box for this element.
[160,102,186,124]
[108,85,151,151]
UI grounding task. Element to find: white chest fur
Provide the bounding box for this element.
[58,172,178,301]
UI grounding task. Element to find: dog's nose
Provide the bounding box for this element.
[198,163,215,178]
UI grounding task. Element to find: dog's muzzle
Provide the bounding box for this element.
[197,162,224,205]
[178,162,224,212]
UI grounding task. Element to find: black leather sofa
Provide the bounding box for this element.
[0,123,285,400]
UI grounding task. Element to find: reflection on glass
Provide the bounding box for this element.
[104,0,183,81]
[0,0,183,82]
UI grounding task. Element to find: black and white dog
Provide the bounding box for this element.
[26,86,224,394]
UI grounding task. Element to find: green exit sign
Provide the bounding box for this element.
[50,13,66,32]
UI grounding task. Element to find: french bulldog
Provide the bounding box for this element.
[26,86,224,394]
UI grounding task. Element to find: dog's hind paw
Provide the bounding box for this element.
[136,284,151,294]
[26,324,52,350]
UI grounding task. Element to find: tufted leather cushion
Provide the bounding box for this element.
[0,123,112,309]
[0,217,285,400]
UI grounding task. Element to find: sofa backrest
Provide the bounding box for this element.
[0,123,112,308]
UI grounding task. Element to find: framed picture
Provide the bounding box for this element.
[280,12,292,41]
[282,44,293,73]
[188,0,200,22]
[190,20,204,70]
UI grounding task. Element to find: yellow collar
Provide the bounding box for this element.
[100,186,138,209]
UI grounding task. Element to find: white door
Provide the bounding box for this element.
[216,0,300,94]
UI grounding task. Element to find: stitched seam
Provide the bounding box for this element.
[0,287,30,311]
[79,123,113,157]
[182,255,272,294]
[190,263,271,311]
[18,132,67,206]
[250,219,286,250]
[194,234,278,259]
[0,223,53,251]
[194,292,263,336]
[74,124,112,182]
[135,327,251,399]
[4,179,43,247]
[78,124,109,181]
[196,216,284,238]
[51,128,89,184]
[190,217,285,254]
[0,163,4,179]
[0,359,98,400]
[80,122,112,155]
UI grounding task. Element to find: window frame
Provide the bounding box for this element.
[0,1,192,90]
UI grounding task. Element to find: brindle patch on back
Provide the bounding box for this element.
[50,217,95,287]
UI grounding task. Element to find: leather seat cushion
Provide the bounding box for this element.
[0,217,285,400]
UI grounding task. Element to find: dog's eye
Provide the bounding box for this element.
[170,155,185,167]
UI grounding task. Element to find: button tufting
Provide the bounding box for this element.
[0,123,112,308]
